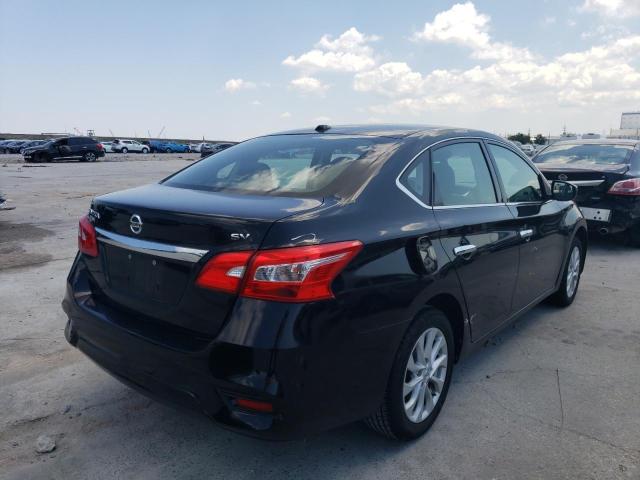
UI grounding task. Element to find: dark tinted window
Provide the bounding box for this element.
[432,142,497,206]
[399,153,429,204]
[69,137,94,145]
[488,144,542,202]
[164,135,395,196]
[534,143,634,165]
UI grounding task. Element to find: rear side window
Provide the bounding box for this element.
[163,135,396,196]
[432,142,497,206]
[534,143,634,165]
[399,153,429,204]
[489,144,542,202]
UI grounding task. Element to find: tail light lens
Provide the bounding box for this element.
[78,215,98,257]
[608,178,640,196]
[195,251,253,293]
[96,143,104,151]
[196,241,363,302]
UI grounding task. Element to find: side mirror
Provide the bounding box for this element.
[551,180,577,201]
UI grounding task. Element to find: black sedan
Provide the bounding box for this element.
[534,139,640,245]
[62,125,587,440]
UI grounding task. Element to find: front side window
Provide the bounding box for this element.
[432,142,497,206]
[489,144,543,203]
[163,135,396,197]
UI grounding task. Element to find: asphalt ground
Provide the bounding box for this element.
[1,159,638,479]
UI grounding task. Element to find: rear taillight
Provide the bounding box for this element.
[196,241,363,302]
[608,178,640,196]
[195,251,253,293]
[78,215,98,257]
[96,143,104,151]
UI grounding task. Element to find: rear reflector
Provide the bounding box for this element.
[234,398,274,413]
[196,240,363,302]
[608,178,640,196]
[78,215,98,257]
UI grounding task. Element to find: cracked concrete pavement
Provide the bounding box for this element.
[1,159,639,479]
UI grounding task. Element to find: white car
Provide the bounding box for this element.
[520,144,536,156]
[111,139,149,154]
[101,141,113,152]
[189,142,210,153]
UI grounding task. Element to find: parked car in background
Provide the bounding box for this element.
[189,143,206,153]
[0,140,16,153]
[3,140,32,154]
[534,139,640,245]
[101,141,114,152]
[149,140,190,153]
[111,139,149,154]
[23,137,105,163]
[64,124,586,441]
[18,140,49,153]
[200,142,236,158]
[519,144,536,156]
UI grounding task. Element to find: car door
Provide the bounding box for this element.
[68,137,87,157]
[431,140,521,341]
[54,138,70,158]
[485,141,568,310]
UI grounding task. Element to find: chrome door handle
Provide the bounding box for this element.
[520,228,534,240]
[453,244,477,256]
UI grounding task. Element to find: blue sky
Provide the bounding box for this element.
[1,0,639,141]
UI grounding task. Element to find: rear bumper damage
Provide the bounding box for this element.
[62,256,397,439]
[577,197,640,234]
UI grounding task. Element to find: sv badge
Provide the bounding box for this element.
[231,233,251,240]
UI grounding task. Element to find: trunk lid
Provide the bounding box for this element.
[88,183,322,336]
[538,164,630,206]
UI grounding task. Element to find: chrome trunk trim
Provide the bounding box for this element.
[95,227,208,263]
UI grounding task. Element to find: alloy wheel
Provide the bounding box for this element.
[403,327,448,423]
[566,245,580,298]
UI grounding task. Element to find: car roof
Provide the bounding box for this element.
[267,124,505,141]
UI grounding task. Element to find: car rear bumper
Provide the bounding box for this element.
[62,256,398,439]
[577,196,640,233]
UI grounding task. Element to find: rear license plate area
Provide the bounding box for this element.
[103,245,190,304]
[580,206,611,222]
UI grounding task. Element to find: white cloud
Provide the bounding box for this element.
[224,78,256,92]
[581,0,640,17]
[280,112,292,118]
[356,2,640,116]
[283,27,379,72]
[290,76,330,94]
[412,2,533,62]
[251,100,262,106]
[354,62,424,97]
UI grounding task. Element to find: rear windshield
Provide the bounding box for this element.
[163,134,396,196]
[534,144,634,165]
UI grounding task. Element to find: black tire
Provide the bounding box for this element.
[550,237,583,307]
[141,147,149,154]
[365,307,454,440]
[82,151,97,162]
[37,153,50,163]
[165,148,172,153]
[121,147,128,154]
